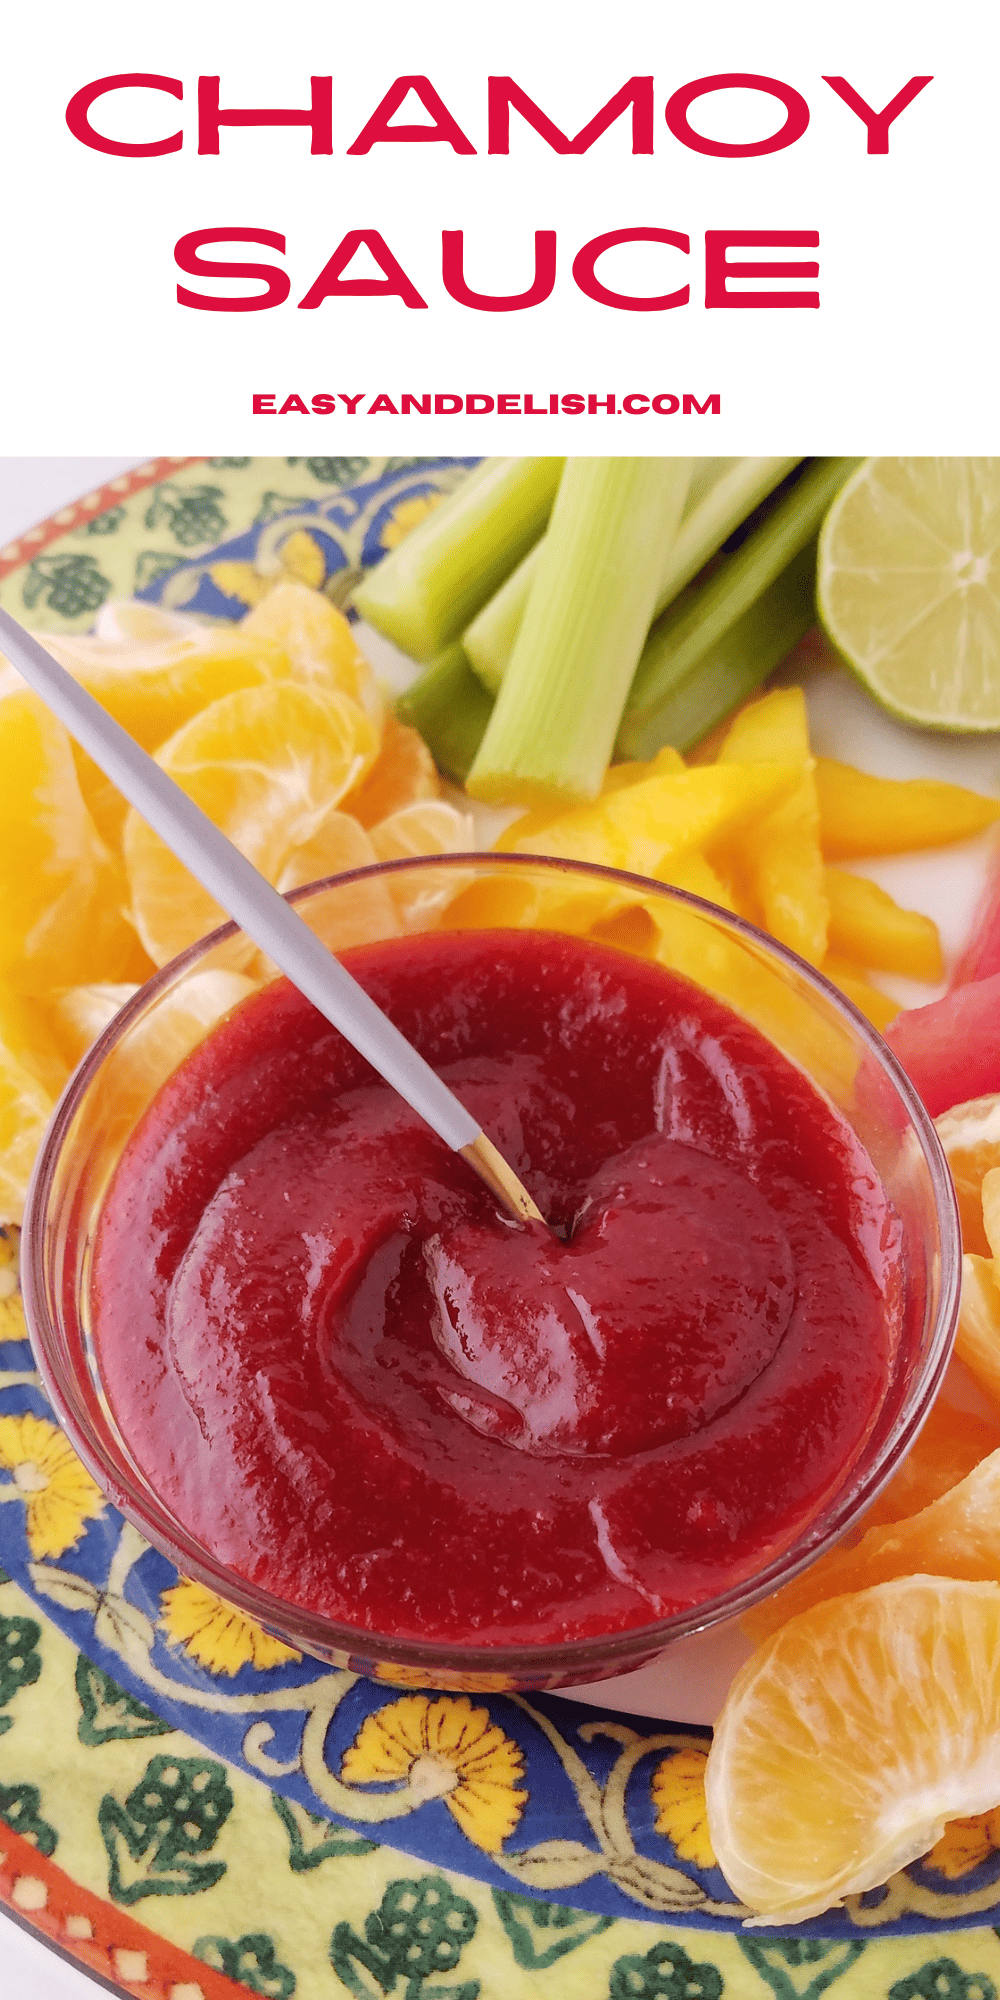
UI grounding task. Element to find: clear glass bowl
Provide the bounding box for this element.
[23,854,961,1692]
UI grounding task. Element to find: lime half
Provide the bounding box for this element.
[817,459,1000,729]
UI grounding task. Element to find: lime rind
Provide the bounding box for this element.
[817,458,1000,732]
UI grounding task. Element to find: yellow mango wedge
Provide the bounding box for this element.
[714,688,828,967]
[825,868,944,981]
[820,954,901,1033]
[503,762,800,878]
[495,746,686,853]
[816,759,1000,859]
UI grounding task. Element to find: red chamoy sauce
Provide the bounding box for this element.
[92,930,901,1647]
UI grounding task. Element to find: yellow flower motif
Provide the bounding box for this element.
[341,1694,527,1851]
[651,1746,716,1867]
[926,1809,1000,1878]
[277,529,327,590]
[209,559,272,609]
[160,1579,301,1675]
[0,1412,105,1558]
[210,529,328,609]
[381,493,443,551]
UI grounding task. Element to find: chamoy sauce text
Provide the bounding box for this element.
[92,930,900,1646]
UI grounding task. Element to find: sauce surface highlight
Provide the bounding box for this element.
[92,929,900,1646]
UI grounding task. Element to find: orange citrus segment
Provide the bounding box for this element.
[0,987,70,1224]
[275,810,379,895]
[123,682,379,966]
[86,971,261,1147]
[341,713,442,828]
[1,622,277,850]
[44,983,141,1068]
[743,1446,1000,1644]
[955,1254,1000,1415]
[369,801,476,863]
[240,581,382,719]
[38,625,279,753]
[0,689,149,990]
[935,1094,1000,1257]
[860,1385,1000,1530]
[369,803,478,930]
[707,1575,1000,1924]
[983,1165,1000,1255]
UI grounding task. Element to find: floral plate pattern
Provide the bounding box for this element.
[2,459,1000,1999]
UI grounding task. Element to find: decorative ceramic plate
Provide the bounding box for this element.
[2,458,1000,2000]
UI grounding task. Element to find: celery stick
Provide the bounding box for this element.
[395,643,495,784]
[619,542,818,758]
[616,457,862,761]
[464,544,538,692]
[466,458,692,805]
[351,458,563,663]
[653,456,801,612]
[464,457,800,693]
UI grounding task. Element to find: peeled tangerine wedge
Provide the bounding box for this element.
[954,1166,1000,1412]
[0,988,69,1224]
[0,689,149,990]
[706,1575,1000,1925]
[936,1094,1000,1259]
[123,681,380,966]
[743,1445,1000,1644]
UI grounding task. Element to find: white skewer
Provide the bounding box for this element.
[0,607,544,1226]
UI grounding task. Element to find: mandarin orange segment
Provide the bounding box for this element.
[935,1094,1000,1257]
[39,624,278,753]
[274,810,379,896]
[44,983,141,1068]
[0,689,149,991]
[743,1446,1000,1645]
[123,682,379,966]
[240,580,382,719]
[982,1165,1000,1255]
[369,801,476,862]
[955,1254,1000,1415]
[860,1386,1000,1531]
[707,1576,1000,1923]
[0,986,70,1224]
[341,713,442,828]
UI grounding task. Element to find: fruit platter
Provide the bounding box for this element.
[0,454,1000,2000]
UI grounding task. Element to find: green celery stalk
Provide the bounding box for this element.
[619,541,818,758]
[463,457,801,693]
[395,643,495,784]
[617,457,862,761]
[351,458,563,663]
[653,456,802,612]
[466,458,693,805]
[463,543,539,693]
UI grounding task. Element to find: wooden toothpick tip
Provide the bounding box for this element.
[460,1132,547,1226]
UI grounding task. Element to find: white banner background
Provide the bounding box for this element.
[1,0,992,452]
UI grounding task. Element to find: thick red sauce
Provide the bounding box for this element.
[92,930,900,1646]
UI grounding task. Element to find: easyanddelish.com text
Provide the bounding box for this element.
[252,391,721,417]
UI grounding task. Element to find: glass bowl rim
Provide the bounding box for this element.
[22,851,963,1681]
